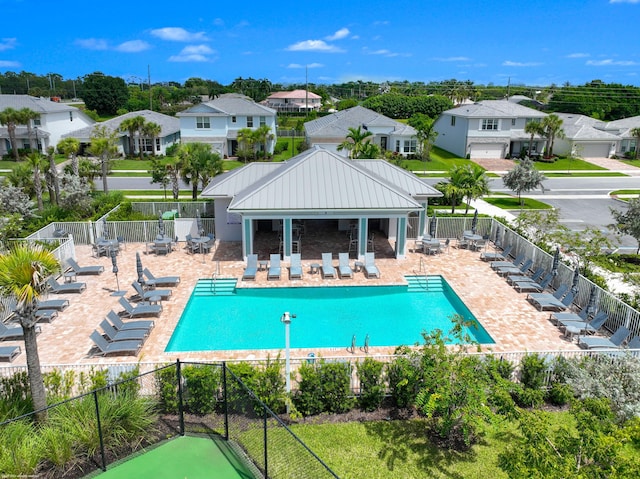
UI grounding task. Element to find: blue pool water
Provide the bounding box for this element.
[165,276,494,352]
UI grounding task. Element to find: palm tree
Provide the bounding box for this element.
[462,165,491,214]
[178,142,223,199]
[252,125,274,160]
[20,108,40,151]
[26,152,44,211]
[440,165,469,214]
[0,243,60,422]
[89,125,119,193]
[540,114,565,158]
[408,114,438,161]
[237,127,256,162]
[337,126,374,159]
[524,120,545,158]
[631,127,640,160]
[57,137,80,176]
[143,121,161,157]
[119,117,138,157]
[0,107,25,161]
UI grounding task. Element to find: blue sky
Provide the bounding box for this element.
[1,0,639,87]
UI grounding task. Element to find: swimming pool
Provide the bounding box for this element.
[166,275,494,352]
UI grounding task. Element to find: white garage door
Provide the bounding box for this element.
[576,143,610,158]
[469,144,503,159]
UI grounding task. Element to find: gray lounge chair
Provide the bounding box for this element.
[289,253,303,280]
[47,277,87,294]
[131,282,172,301]
[118,297,162,318]
[90,330,142,356]
[549,307,589,326]
[0,322,40,340]
[37,299,70,311]
[513,273,553,293]
[242,254,258,281]
[506,267,544,285]
[107,310,154,332]
[321,253,337,279]
[578,326,630,350]
[527,284,569,308]
[100,319,148,343]
[560,312,608,336]
[338,253,353,279]
[0,345,21,362]
[490,253,525,270]
[143,268,180,287]
[363,252,381,279]
[530,290,574,312]
[496,258,532,277]
[480,244,513,262]
[67,258,105,275]
[6,298,58,323]
[268,254,281,280]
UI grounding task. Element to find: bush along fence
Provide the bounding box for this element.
[0,360,339,479]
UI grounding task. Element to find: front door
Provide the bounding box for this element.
[380,136,388,151]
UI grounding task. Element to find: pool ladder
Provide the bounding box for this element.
[210,261,221,294]
[349,334,370,354]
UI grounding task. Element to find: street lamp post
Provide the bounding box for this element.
[291,128,295,158]
[281,312,295,395]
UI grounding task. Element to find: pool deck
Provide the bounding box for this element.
[1,233,580,367]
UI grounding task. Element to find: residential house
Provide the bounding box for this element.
[433,100,547,159]
[600,115,640,157]
[262,89,322,112]
[200,146,441,260]
[62,110,180,156]
[304,106,418,156]
[552,113,619,158]
[0,95,94,156]
[177,94,277,157]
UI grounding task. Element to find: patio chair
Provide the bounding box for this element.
[578,326,630,350]
[480,244,513,262]
[202,234,215,253]
[242,254,258,281]
[527,284,569,309]
[363,252,381,279]
[470,238,487,251]
[90,330,142,357]
[107,310,154,332]
[47,277,87,294]
[268,254,282,280]
[549,307,589,326]
[529,288,574,312]
[6,298,58,323]
[496,258,532,277]
[91,243,108,258]
[143,268,180,287]
[338,252,353,279]
[506,266,544,285]
[0,322,40,341]
[118,297,162,318]
[513,272,553,293]
[67,258,105,275]
[0,345,21,362]
[321,253,337,279]
[490,253,525,270]
[130,282,172,302]
[289,253,303,280]
[558,311,608,335]
[36,299,70,311]
[100,319,149,343]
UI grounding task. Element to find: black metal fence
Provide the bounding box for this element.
[0,360,339,479]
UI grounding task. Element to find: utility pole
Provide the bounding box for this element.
[506,77,511,100]
[305,65,308,113]
[148,65,152,111]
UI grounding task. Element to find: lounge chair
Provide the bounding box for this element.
[143,268,180,287]
[107,310,154,332]
[363,252,381,279]
[627,336,640,350]
[268,254,281,280]
[131,282,172,302]
[559,311,608,336]
[506,267,544,286]
[578,326,630,350]
[100,319,149,343]
[67,258,105,275]
[513,273,553,293]
[289,253,303,280]
[480,244,513,262]
[527,284,569,308]
[496,258,532,277]
[321,253,337,279]
[37,299,69,311]
[0,322,40,341]
[6,298,58,323]
[549,307,589,326]
[530,290,575,312]
[338,253,353,279]
[0,345,21,362]
[490,253,525,270]
[242,254,258,281]
[47,277,87,294]
[118,297,162,318]
[90,330,142,356]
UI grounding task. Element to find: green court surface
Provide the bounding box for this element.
[92,435,257,478]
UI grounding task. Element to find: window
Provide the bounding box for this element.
[196,116,210,129]
[481,119,499,130]
[156,138,161,151]
[33,118,41,126]
[451,116,456,126]
[395,140,401,152]
[260,116,266,127]
[231,116,237,123]
[247,116,253,128]
[403,139,417,153]
[511,118,516,126]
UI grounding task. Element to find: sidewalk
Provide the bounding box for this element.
[469,198,518,222]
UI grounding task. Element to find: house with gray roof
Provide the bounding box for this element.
[201,146,442,260]
[177,93,277,158]
[62,110,180,156]
[600,115,640,157]
[433,100,547,159]
[552,113,619,158]
[304,106,418,157]
[0,95,95,156]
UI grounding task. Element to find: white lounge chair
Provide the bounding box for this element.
[321,253,336,279]
[363,252,380,278]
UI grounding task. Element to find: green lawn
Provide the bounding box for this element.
[610,189,640,195]
[110,158,161,170]
[0,155,67,170]
[530,157,606,171]
[483,196,552,210]
[544,172,627,177]
[402,147,479,172]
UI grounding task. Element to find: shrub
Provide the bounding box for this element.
[183,364,221,415]
[253,357,286,414]
[387,349,422,408]
[0,372,33,420]
[273,140,289,155]
[357,358,386,412]
[515,386,546,408]
[317,361,354,414]
[155,365,179,414]
[519,354,547,390]
[227,362,260,415]
[44,369,76,401]
[294,363,324,417]
[0,420,41,477]
[547,382,573,406]
[39,424,75,470]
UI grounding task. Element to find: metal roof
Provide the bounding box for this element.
[356,160,442,198]
[202,147,432,213]
[0,94,79,114]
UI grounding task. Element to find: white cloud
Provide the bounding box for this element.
[325,28,350,41]
[151,27,209,42]
[502,60,543,67]
[0,60,20,68]
[566,52,590,58]
[433,56,471,62]
[586,58,638,66]
[0,38,17,51]
[116,40,150,53]
[75,38,109,50]
[168,44,215,62]
[286,40,344,53]
[610,0,639,3]
[287,63,324,69]
[364,48,410,58]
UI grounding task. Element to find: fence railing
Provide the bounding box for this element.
[131,201,214,218]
